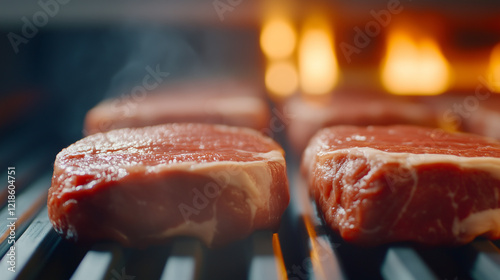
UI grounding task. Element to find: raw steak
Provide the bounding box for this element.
[461,97,500,140]
[286,94,437,153]
[48,123,289,247]
[84,79,270,135]
[301,125,500,246]
[419,95,500,138]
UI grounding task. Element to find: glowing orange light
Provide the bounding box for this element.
[381,28,451,95]
[303,215,331,280]
[265,60,299,97]
[299,16,339,96]
[261,13,298,99]
[487,43,500,93]
[272,233,287,279]
[260,17,297,59]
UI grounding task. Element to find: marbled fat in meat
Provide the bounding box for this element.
[302,125,500,245]
[48,123,289,247]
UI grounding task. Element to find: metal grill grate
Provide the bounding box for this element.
[1,125,500,280]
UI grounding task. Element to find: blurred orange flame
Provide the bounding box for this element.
[303,214,330,279]
[487,43,500,93]
[381,28,451,95]
[272,233,288,279]
[299,16,339,96]
[265,61,299,97]
[260,17,297,59]
[261,15,298,98]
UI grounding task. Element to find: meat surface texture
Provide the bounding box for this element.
[48,123,289,248]
[461,97,500,140]
[84,79,270,135]
[301,125,500,246]
[286,95,438,154]
[419,95,500,138]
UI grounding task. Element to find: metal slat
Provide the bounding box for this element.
[302,207,345,280]
[294,170,347,280]
[248,231,282,280]
[0,207,60,280]
[71,244,123,280]
[0,150,51,207]
[307,234,345,280]
[0,173,51,256]
[161,239,202,280]
[468,240,500,280]
[382,247,439,280]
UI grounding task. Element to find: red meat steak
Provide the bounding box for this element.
[286,95,437,153]
[462,96,500,140]
[301,125,500,246]
[48,123,289,247]
[84,79,270,135]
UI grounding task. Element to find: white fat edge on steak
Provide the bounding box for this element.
[207,96,268,129]
[57,150,286,244]
[139,150,283,245]
[152,217,219,246]
[309,147,500,238]
[454,208,500,241]
[316,147,500,181]
[207,96,267,116]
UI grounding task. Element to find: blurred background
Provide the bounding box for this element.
[1,0,500,144]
